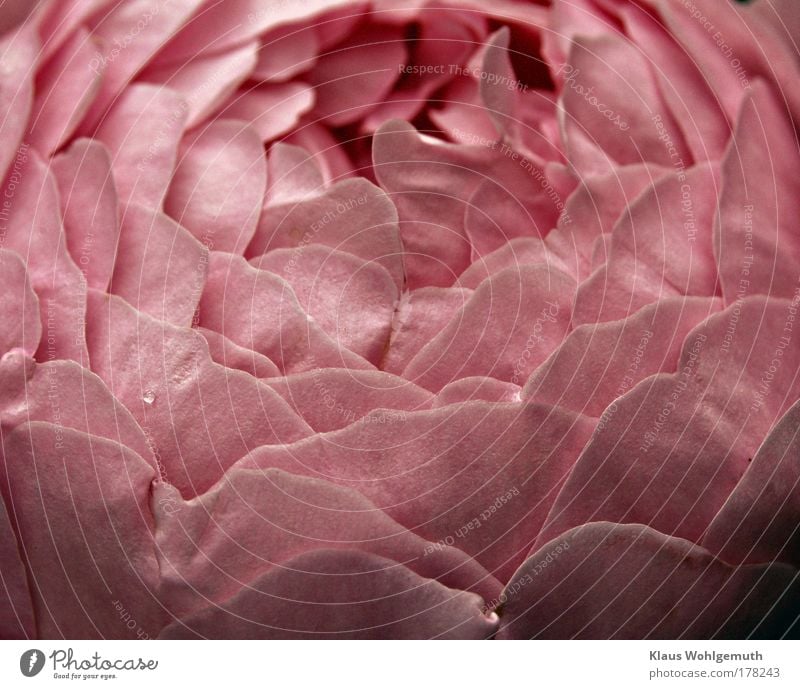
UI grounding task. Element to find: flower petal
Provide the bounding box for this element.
[139,41,258,129]
[165,119,266,255]
[497,522,800,639]
[0,351,155,467]
[266,368,432,432]
[525,296,721,415]
[239,401,596,582]
[0,23,37,181]
[715,81,800,302]
[86,290,314,497]
[153,466,499,616]
[559,35,691,174]
[381,286,473,375]
[78,0,204,130]
[703,398,800,568]
[251,245,398,365]
[51,138,120,291]
[403,265,574,391]
[218,82,314,142]
[307,24,406,126]
[197,327,281,379]
[0,251,41,356]
[573,163,720,325]
[249,177,405,288]
[94,83,187,210]
[159,549,498,639]
[0,494,35,639]
[2,422,165,639]
[545,163,671,281]
[199,252,375,373]
[252,23,318,83]
[537,297,800,546]
[27,27,102,156]
[110,202,207,327]
[0,148,88,363]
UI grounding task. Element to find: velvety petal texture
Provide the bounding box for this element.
[1,0,798,641]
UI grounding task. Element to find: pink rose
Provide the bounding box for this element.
[0,0,798,640]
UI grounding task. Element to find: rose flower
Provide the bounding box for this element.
[0,0,798,639]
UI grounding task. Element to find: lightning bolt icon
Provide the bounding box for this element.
[28,651,38,672]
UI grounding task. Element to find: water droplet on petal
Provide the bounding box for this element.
[143,390,156,405]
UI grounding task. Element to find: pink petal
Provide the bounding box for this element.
[1,148,88,363]
[139,41,258,128]
[266,368,433,432]
[78,0,204,131]
[0,350,155,467]
[545,163,671,281]
[703,398,800,567]
[199,252,375,373]
[537,297,800,547]
[85,290,314,497]
[94,83,187,210]
[217,82,314,142]
[433,377,521,406]
[560,35,692,174]
[0,23,37,182]
[153,466,499,617]
[573,163,721,325]
[51,138,120,291]
[659,0,800,124]
[525,296,721,414]
[248,177,404,288]
[619,3,729,162]
[149,0,354,66]
[307,24,406,126]
[403,265,574,392]
[428,75,497,146]
[251,245,398,365]
[110,202,207,327]
[0,251,41,356]
[37,0,116,60]
[715,81,800,302]
[2,422,165,639]
[252,23,318,82]
[457,237,572,289]
[0,494,35,638]
[479,28,519,138]
[542,0,614,71]
[27,27,102,156]
[512,90,566,166]
[754,0,800,48]
[361,9,484,132]
[381,286,473,375]
[374,120,565,288]
[159,549,498,639]
[165,119,266,255]
[0,0,42,37]
[314,3,368,50]
[265,142,326,206]
[497,522,800,639]
[239,401,596,582]
[464,178,561,258]
[197,326,281,379]
[284,120,355,183]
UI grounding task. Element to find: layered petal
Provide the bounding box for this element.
[165,119,266,255]
[86,290,313,497]
[497,523,800,639]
